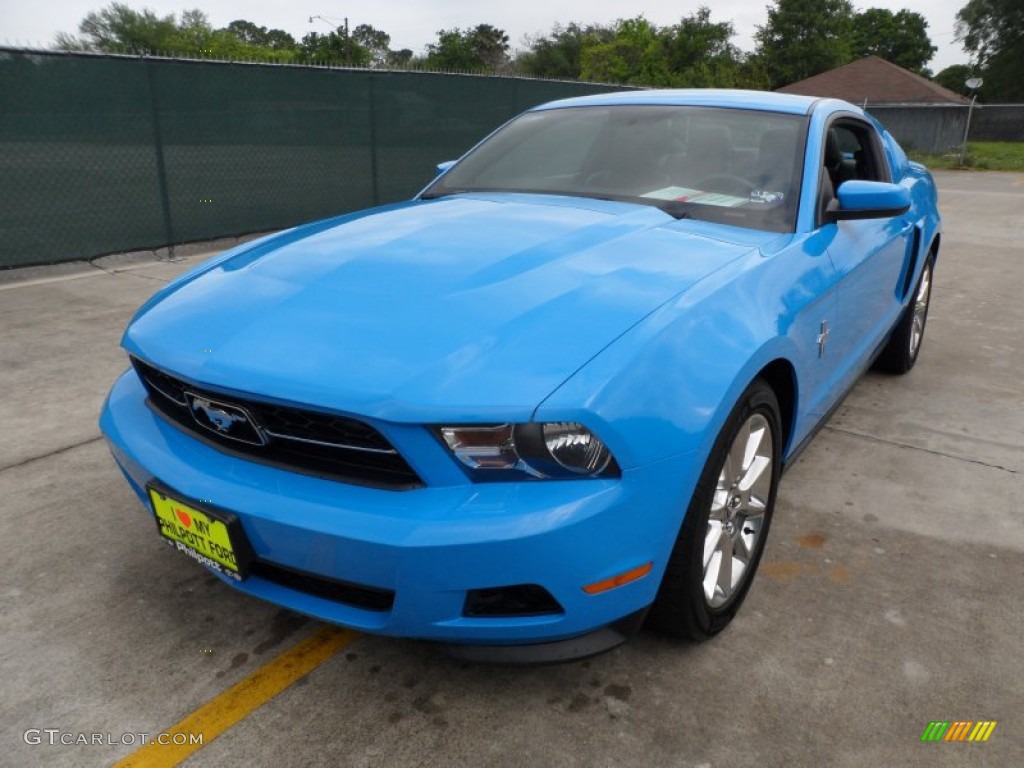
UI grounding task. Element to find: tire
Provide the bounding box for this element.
[648,379,782,641]
[873,256,934,374]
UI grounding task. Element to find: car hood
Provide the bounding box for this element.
[125,194,772,421]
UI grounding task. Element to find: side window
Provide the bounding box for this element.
[825,121,889,187]
[817,118,890,224]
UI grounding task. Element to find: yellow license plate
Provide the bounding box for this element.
[148,487,247,581]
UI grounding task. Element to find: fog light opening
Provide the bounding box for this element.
[464,584,564,617]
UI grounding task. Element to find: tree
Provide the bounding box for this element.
[471,24,511,70]
[933,64,973,96]
[387,49,414,68]
[522,11,757,88]
[57,3,178,53]
[55,5,298,61]
[755,0,856,88]
[661,8,746,87]
[580,17,669,85]
[351,24,392,68]
[517,23,615,80]
[226,20,295,50]
[852,8,937,73]
[299,27,372,67]
[425,28,478,70]
[956,0,1024,101]
[425,25,511,72]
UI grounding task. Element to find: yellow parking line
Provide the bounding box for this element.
[114,626,359,768]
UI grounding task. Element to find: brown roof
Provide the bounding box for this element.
[776,56,969,104]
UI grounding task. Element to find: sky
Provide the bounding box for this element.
[0,1,971,73]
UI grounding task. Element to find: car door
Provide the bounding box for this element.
[814,118,913,399]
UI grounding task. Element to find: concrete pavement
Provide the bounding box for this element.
[1,172,1021,767]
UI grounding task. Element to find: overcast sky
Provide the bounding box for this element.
[1,1,970,73]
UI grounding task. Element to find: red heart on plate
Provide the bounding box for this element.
[175,508,192,528]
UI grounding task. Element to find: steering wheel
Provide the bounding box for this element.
[694,174,757,197]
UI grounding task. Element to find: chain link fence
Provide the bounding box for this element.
[867,103,1024,154]
[0,49,627,269]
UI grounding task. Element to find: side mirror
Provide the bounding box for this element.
[435,160,457,176]
[825,180,910,222]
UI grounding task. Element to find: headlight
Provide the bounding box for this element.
[438,422,619,480]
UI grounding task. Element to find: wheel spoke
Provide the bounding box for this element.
[738,454,771,493]
[728,422,749,479]
[733,529,752,562]
[716,536,733,602]
[742,423,767,471]
[703,521,723,567]
[715,535,734,598]
[703,550,721,602]
[736,516,761,562]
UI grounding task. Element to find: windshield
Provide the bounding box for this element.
[422,105,808,233]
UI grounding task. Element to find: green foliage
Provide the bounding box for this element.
[63,3,178,53]
[933,64,973,96]
[425,25,511,72]
[517,23,614,80]
[908,141,1024,171]
[225,21,295,51]
[580,17,667,85]
[53,1,957,93]
[534,9,766,88]
[425,28,478,71]
[957,0,1024,101]
[299,28,372,67]
[352,24,392,68]
[852,9,937,73]
[55,3,298,61]
[755,0,856,88]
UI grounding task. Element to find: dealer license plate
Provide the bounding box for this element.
[148,486,249,581]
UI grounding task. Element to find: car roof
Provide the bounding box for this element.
[532,89,848,116]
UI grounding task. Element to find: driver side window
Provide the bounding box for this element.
[817,119,889,224]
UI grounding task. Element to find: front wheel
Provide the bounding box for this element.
[648,380,782,641]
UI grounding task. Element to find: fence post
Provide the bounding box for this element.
[144,57,176,259]
[959,94,978,167]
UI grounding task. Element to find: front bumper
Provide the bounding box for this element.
[100,369,700,647]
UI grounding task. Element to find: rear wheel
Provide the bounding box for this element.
[874,256,934,374]
[648,380,781,641]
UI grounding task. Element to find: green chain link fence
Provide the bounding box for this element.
[0,49,627,269]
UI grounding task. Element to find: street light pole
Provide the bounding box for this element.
[308,14,351,66]
[344,17,350,65]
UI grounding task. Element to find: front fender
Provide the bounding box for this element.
[534,244,824,473]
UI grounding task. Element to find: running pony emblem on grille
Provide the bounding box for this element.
[186,394,266,445]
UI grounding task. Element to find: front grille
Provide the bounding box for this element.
[250,560,395,612]
[132,357,423,490]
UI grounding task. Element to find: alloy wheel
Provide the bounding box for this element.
[703,413,774,608]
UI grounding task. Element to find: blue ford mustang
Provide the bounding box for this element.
[100,90,940,661]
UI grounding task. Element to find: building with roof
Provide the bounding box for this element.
[776,56,968,105]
